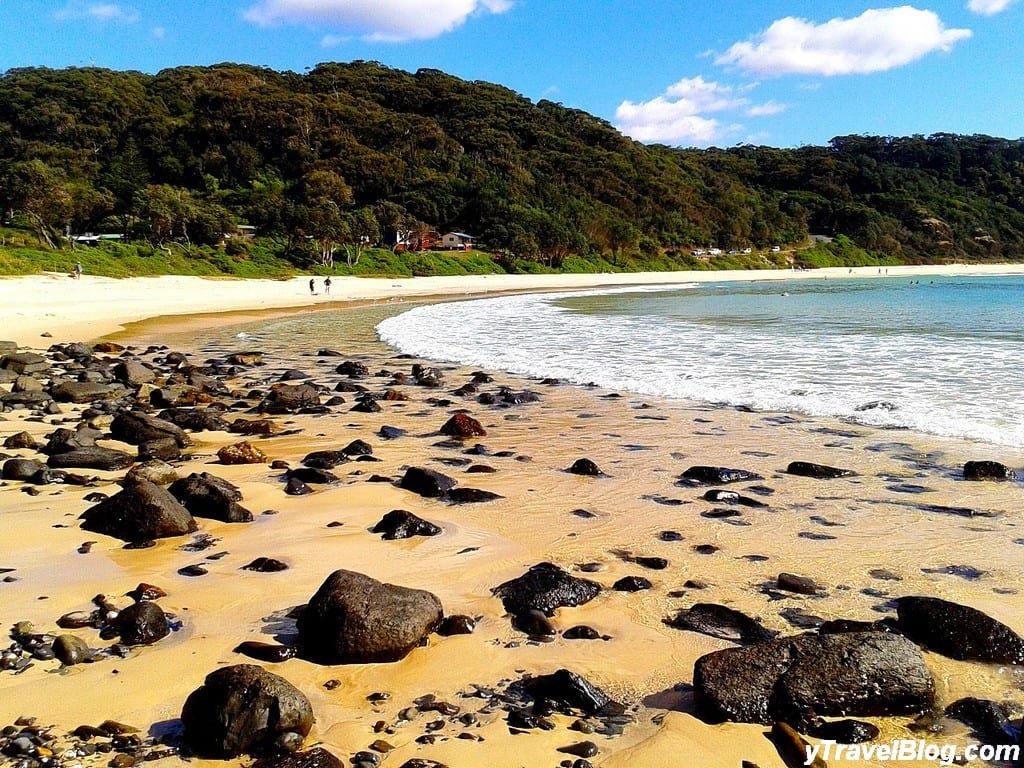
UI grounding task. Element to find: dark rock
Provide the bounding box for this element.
[114,360,156,387]
[818,619,890,634]
[350,399,382,413]
[945,698,1017,745]
[80,479,197,542]
[567,458,604,476]
[0,390,53,408]
[179,564,208,577]
[807,718,880,744]
[229,418,279,436]
[1,352,47,374]
[43,427,102,457]
[399,467,456,498]
[694,631,934,727]
[633,555,668,570]
[251,747,344,768]
[557,741,598,758]
[343,439,373,456]
[181,664,313,758]
[138,437,181,462]
[436,615,476,636]
[285,477,313,496]
[445,487,503,504]
[372,509,442,540]
[492,562,601,616]
[439,413,486,439]
[335,360,368,377]
[48,447,134,471]
[301,450,349,469]
[53,634,92,665]
[396,761,448,768]
[234,641,299,663]
[786,461,856,479]
[50,381,126,403]
[169,472,253,523]
[563,625,602,640]
[777,573,823,595]
[158,408,231,433]
[513,609,557,637]
[2,457,45,481]
[665,603,777,645]
[770,722,825,768]
[895,595,1024,663]
[963,460,1016,481]
[260,384,321,414]
[613,576,653,592]
[117,601,170,645]
[286,467,340,485]
[111,410,191,447]
[679,466,764,486]
[297,570,443,663]
[703,489,767,507]
[522,669,625,716]
[379,425,406,440]
[3,431,37,449]
[243,557,289,572]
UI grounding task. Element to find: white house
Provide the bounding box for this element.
[442,232,476,250]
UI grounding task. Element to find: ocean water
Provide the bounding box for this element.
[374,275,1024,448]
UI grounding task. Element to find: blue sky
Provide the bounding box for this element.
[1,0,1021,148]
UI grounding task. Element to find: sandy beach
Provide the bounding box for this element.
[1,264,1023,768]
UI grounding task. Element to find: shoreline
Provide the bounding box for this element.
[3,262,1024,347]
[1,268,1023,767]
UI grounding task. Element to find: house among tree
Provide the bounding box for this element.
[442,231,476,250]
[383,228,440,251]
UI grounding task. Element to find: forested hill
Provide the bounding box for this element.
[2,61,1024,270]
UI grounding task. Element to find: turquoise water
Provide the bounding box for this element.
[376,275,1024,447]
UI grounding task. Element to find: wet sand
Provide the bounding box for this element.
[1,285,1023,768]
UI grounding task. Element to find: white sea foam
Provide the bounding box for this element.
[376,280,1024,447]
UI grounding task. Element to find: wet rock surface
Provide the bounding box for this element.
[694,631,934,727]
[181,664,313,758]
[297,570,443,663]
[895,595,1024,663]
[492,563,601,616]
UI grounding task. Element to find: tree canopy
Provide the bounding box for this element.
[2,61,1023,268]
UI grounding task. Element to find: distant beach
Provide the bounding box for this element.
[1,265,1023,767]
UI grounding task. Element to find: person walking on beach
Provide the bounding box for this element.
[309,278,315,295]
[324,277,331,294]
[74,262,82,279]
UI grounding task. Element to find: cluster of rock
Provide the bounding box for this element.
[4,340,1024,768]
[4,583,175,675]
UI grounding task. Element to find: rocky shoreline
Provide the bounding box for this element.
[1,309,1024,768]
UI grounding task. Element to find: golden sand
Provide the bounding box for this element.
[1,274,1023,768]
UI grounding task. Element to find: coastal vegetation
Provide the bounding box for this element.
[1,62,1023,277]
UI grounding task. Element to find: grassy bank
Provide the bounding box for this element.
[0,227,918,280]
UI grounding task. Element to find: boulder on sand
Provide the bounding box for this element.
[181,664,313,758]
[492,562,601,616]
[693,631,934,728]
[169,472,253,523]
[895,595,1024,664]
[80,479,197,542]
[297,570,443,664]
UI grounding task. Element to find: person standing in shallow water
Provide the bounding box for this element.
[324,277,331,294]
[309,278,315,295]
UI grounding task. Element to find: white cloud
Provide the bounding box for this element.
[152,26,166,39]
[716,6,971,76]
[55,2,140,23]
[244,0,512,42]
[615,76,747,146]
[746,100,787,116]
[967,0,1018,14]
